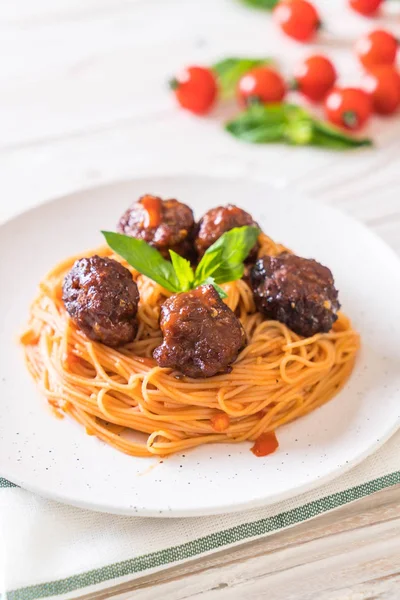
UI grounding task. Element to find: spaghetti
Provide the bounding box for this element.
[21,234,360,457]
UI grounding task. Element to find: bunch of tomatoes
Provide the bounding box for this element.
[171,0,400,134]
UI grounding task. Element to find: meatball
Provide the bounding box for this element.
[153,285,246,378]
[195,204,259,261]
[62,255,139,347]
[250,254,340,337]
[118,194,195,260]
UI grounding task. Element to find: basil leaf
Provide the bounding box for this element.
[286,119,314,146]
[169,250,194,292]
[104,226,260,297]
[240,0,279,9]
[202,277,228,300]
[212,57,273,99]
[194,226,260,286]
[226,121,285,144]
[311,120,373,149]
[226,103,373,150]
[102,231,180,293]
[225,103,286,143]
[232,102,288,125]
[212,264,245,285]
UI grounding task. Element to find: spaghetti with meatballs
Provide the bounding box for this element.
[21,197,360,458]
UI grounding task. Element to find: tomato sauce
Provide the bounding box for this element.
[210,413,230,432]
[251,431,279,457]
[141,195,162,228]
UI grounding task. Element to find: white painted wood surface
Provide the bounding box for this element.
[1,0,400,597]
[80,486,400,600]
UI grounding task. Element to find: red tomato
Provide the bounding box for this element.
[363,66,400,114]
[355,29,398,68]
[349,0,383,16]
[325,87,372,130]
[237,66,286,106]
[293,55,337,102]
[170,66,217,115]
[273,0,320,42]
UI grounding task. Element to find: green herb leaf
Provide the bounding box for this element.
[102,231,180,293]
[311,120,373,150]
[240,0,279,9]
[286,119,314,146]
[169,250,194,292]
[194,226,260,286]
[202,277,228,299]
[225,103,286,143]
[226,119,285,144]
[226,103,373,150]
[212,57,273,99]
[103,226,259,298]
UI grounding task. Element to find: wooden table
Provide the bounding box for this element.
[80,486,400,599]
[2,0,400,597]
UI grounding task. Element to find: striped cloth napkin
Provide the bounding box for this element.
[1,431,399,600]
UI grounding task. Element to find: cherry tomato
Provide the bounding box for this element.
[363,66,400,114]
[355,29,398,68]
[170,66,217,115]
[349,0,383,16]
[324,87,372,130]
[273,0,320,42]
[237,66,286,106]
[293,55,337,102]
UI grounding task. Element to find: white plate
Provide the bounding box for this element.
[1,176,400,517]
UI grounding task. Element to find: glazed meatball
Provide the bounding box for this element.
[195,204,259,261]
[118,194,195,260]
[250,254,340,337]
[153,285,246,378]
[63,255,139,347]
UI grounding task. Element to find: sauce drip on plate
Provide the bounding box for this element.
[251,431,279,457]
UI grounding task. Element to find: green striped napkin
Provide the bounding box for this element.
[1,431,399,600]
